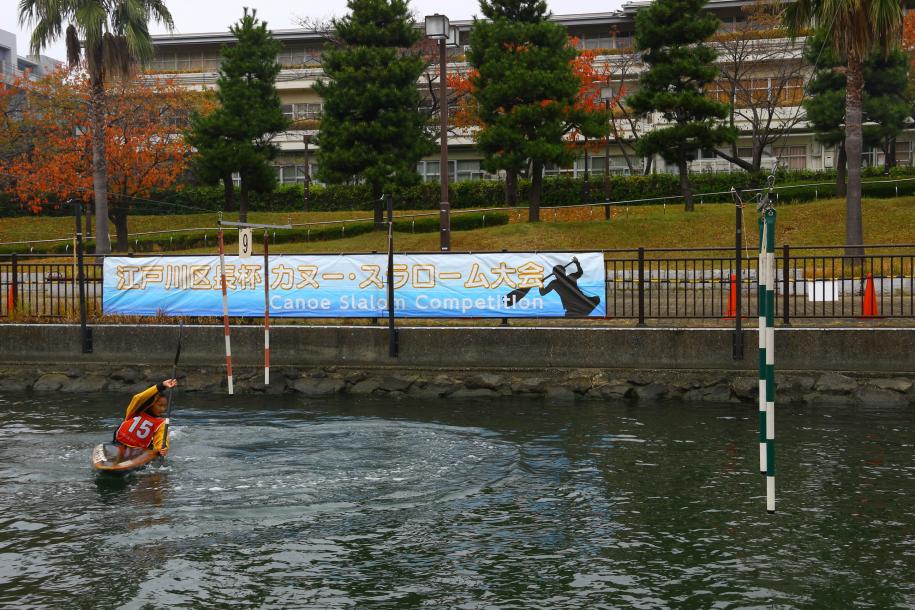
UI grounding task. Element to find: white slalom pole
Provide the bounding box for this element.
[757,217,767,475]
[217,228,234,395]
[263,231,270,385]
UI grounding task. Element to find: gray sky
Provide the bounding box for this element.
[6,0,624,61]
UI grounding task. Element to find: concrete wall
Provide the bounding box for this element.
[0,324,912,374]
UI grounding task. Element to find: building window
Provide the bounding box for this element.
[281,103,323,121]
[774,145,806,170]
[417,160,490,182]
[274,164,318,184]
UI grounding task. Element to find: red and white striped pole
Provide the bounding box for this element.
[217,228,234,395]
[263,231,270,385]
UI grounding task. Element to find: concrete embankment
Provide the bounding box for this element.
[0,324,912,405]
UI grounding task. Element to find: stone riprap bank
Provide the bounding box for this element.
[0,324,912,405]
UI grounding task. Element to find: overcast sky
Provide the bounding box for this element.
[6,0,625,61]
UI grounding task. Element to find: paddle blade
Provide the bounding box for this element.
[504,286,532,307]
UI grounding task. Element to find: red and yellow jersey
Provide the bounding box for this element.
[116,413,166,449]
[119,384,169,452]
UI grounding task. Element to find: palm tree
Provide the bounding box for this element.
[784,0,902,257]
[19,0,174,254]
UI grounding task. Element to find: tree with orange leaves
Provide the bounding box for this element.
[0,67,209,251]
[466,0,609,220]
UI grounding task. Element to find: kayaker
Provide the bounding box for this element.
[114,379,177,457]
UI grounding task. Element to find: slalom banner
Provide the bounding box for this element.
[103,253,606,318]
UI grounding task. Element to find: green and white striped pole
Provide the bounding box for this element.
[758,203,776,513]
[757,215,767,476]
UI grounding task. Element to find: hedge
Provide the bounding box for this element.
[4,165,915,218]
[0,211,508,255]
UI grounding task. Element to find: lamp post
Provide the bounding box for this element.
[600,83,615,204]
[425,15,459,251]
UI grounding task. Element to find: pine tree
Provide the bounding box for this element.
[863,50,910,172]
[627,0,736,211]
[802,32,847,195]
[315,0,432,227]
[186,9,287,222]
[469,0,603,220]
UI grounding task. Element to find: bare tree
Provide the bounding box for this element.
[710,3,806,172]
[605,50,652,175]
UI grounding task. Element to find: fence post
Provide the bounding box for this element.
[733,193,744,360]
[782,244,791,326]
[386,194,398,358]
[9,253,17,317]
[637,247,646,327]
[604,202,611,220]
[74,200,92,353]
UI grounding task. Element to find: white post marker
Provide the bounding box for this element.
[263,231,270,385]
[757,217,767,475]
[217,227,234,395]
[239,228,253,258]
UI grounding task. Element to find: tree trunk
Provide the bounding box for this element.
[222,172,235,211]
[505,169,518,207]
[89,76,111,255]
[111,198,129,252]
[884,137,896,174]
[643,155,653,176]
[529,161,543,222]
[844,48,865,257]
[678,156,694,212]
[836,142,847,198]
[239,179,250,224]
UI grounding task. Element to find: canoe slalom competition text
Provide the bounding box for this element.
[102,253,606,318]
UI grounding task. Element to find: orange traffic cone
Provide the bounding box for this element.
[861,273,880,318]
[723,273,741,319]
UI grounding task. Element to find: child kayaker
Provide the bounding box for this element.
[114,379,177,457]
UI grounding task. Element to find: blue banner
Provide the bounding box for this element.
[103,253,606,318]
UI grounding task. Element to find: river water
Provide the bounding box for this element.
[1,392,913,609]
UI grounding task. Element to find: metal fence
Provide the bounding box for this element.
[2,247,914,322]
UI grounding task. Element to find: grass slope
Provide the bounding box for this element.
[2,197,914,253]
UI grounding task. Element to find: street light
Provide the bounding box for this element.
[425,15,459,251]
[600,83,615,206]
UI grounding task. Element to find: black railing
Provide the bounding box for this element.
[2,247,913,322]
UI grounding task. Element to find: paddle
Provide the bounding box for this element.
[162,321,184,455]
[503,258,578,307]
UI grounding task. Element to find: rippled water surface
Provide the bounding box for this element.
[1,392,914,609]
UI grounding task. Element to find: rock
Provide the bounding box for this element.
[776,375,816,393]
[803,392,853,406]
[702,384,736,403]
[408,383,453,399]
[565,377,594,395]
[349,377,385,395]
[627,373,655,386]
[0,376,31,392]
[815,373,857,394]
[63,376,108,393]
[380,375,417,392]
[110,368,139,383]
[730,377,757,400]
[183,371,226,392]
[280,368,301,380]
[464,373,503,391]
[854,386,909,407]
[32,373,69,392]
[450,387,500,400]
[511,377,546,394]
[308,369,328,379]
[870,378,913,393]
[291,378,344,397]
[587,382,634,400]
[544,386,577,402]
[343,370,367,384]
[634,383,667,401]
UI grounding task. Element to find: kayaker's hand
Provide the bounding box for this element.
[162,379,177,389]
[159,447,169,457]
